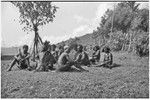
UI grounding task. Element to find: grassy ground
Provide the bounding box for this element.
[1,52,149,98]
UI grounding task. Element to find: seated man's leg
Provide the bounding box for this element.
[43,66,49,71]
[56,63,72,72]
[29,60,38,71]
[25,60,31,70]
[34,63,42,72]
[74,63,89,72]
[48,64,55,70]
[34,65,46,72]
[90,58,96,64]
[19,60,29,70]
[7,59,19,71]
[107,63,113,69]
[82,60,91,66]
[102,62,112,69]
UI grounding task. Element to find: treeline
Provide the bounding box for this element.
[58,1,149,57]
[92,1,149,57]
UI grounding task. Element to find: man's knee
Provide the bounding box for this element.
[67,61,75,66]
[57,65,71,71]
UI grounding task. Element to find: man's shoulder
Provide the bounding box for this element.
[60,52,68,56]
[96,50,100,53]
[27,52,30,55]
[109,52,113,56]
[102,52,107,56]
[83,51,88,55]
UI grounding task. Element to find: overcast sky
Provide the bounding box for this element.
[1,2,149,47]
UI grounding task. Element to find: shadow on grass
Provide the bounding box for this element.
[111,63,121,68]
[103,63,121,69]
[61,67,82,72]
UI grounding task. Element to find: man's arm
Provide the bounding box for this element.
[110,53,113,64]
[21,53,31,61]
[74,54,82,63]
[25,53,30,59]
[66,54,72,62]
[26,58,30,68]
[94,51,100,59]
[14,53,20,60]
[103,53,112,64]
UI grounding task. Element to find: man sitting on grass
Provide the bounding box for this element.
[101,46,113,68]
[34,41,56,72]
[92,46,113,69]
[57,45,64,57]
[51,44,59,62]
[7,45,30,71]
[74,45,91,66]
[90,45,101,64]
[56,45,88,72]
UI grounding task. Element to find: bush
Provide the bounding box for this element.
[135,31,149,57]
[107,31,128,51]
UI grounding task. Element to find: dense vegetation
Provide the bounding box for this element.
[58,1,149,57]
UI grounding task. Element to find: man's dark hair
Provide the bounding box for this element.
[58,45,63,49]
[78,44,83,52]
[44,40,50,46]
[42,40,50,52]
[51,44,56,49]
[23,45,28,49]
[103,46,110,53]
[95,45,100,50]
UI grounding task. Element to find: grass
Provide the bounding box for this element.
[1,52,149,98]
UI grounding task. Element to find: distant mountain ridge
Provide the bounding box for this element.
[1,33,97,56]
[57,33,96,47]
[1,47,19,55]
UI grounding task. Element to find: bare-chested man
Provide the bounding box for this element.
[56,45,88,72]
[7,45,30,71]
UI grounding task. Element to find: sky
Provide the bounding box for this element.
[1,2,149,47]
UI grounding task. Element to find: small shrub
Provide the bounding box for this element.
[135,32,149,57]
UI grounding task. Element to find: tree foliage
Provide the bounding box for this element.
[12,1,58,32]
[92,1,149,56]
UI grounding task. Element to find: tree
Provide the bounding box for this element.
[131,8,149,32]
[92,30,99,45]
[12,1,58,60]
[125,1,139,51]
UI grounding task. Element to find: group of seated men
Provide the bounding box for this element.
[7,41,113,72]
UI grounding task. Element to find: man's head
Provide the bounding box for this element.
[47,44,51,51]
[23,45,28,52]
[95,45,100,51]
[103,46,110,53]
[93,46,96,51]
[41,41,50,52]
[51,44,56,51]
[41,45,48,52]
[83,46,87,51]
[58,45,64,50]
[77,45,83,52]
[64,45,70,53]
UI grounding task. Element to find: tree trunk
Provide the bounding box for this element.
[121,42,124,51]
[31,25,43,61]
[128,33,132,52]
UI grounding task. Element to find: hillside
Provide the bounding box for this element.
[1,47,19,56]
[1,33,95,56]
[57,33,97,48]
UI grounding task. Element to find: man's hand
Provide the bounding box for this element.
[19,59,25,63]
